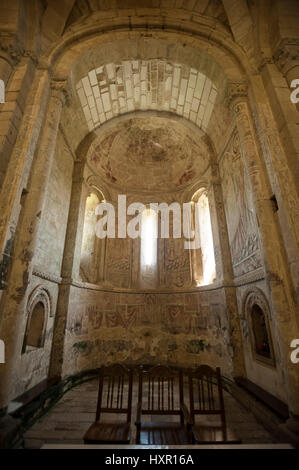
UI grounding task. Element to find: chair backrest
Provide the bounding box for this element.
[188,365,226,425]
[95,364,133,423]
[138,365,184,419]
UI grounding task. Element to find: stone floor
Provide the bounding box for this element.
[23,378,279,449]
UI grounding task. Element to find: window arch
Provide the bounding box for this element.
[140,207,158,288]
[244,290,275,367]
[251,304,274,364]
[191,189,216,286]
[80,192,101,283]
[23,302,46,351]
[22,286,51,353]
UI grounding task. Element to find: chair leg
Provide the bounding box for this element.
[136,426,140,444]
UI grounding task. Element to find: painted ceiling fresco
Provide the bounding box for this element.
[88,116,211,192]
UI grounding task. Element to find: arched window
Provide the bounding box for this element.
[23,302,46,351]
[191,190,216,286]
[80,193,100,283]
[140,207,158,287]
[251,304,272,360]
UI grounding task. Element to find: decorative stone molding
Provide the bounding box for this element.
[26,285,53,318]
[22,285,52,353]
[85,175,110,202]
[32,268,62,285]
[234,267,265,287]
[273,38,299,75]
[224,80,248,109]
[243,287,272,319]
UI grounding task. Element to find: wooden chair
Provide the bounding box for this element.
[135,365,192,445]
[186,365,241,444]
[84,364,133,444]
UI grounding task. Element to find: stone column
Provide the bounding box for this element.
[0,80,67,413]
[0,67,51,303]
[228,83,299,435]
[248,72,299,321]
[48,161,88,379]
[208,163,246,379]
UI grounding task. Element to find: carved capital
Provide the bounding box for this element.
[274,38,299,74]
[23,50,39,66]
[257,55,274,73]
[50,80,70,106]
[0,33,24,65]
[225,81,248,109]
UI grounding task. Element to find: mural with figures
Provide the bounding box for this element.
[219,131,262,277]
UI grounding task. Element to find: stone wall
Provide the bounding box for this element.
[8,130,74,399]
[236,280,287,403]
[62,285,233,379]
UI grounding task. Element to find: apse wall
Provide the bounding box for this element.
[62,286,233,378]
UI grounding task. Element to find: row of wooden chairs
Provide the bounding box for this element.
[83,364,241,446]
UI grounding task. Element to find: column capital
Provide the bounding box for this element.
[50,80,70,106]
[0,33,24,66]
[273,38,299,75]
[225,80,248,110]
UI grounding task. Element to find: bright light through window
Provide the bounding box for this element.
[197,193,216,285]
[141,208,158,268]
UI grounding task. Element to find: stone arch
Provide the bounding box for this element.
[80,191,101,284]
[188,187,216,286]
[22,286,52,352]
[42,20,252,81]
[243,288,276,367]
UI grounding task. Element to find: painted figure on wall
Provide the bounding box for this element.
[220,132,261,276]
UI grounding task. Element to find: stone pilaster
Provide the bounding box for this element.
[248,74,299,318]
[48,161,88,379]
[0,68,50,301]
[0,80,67,411]
[228,83,299,424]
[208,163,246,379]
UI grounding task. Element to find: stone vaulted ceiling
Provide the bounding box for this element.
[76,59,218,133]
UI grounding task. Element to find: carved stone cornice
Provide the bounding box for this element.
[273,38,299,74]
[33,267,62,284]
[224,81,248,109]
[234,267,265,287]
[0,33,24,65]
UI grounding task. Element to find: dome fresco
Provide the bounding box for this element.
[88,116,210,191]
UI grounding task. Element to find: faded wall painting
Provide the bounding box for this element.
[63,288,233,378]
[219,131,262,277]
